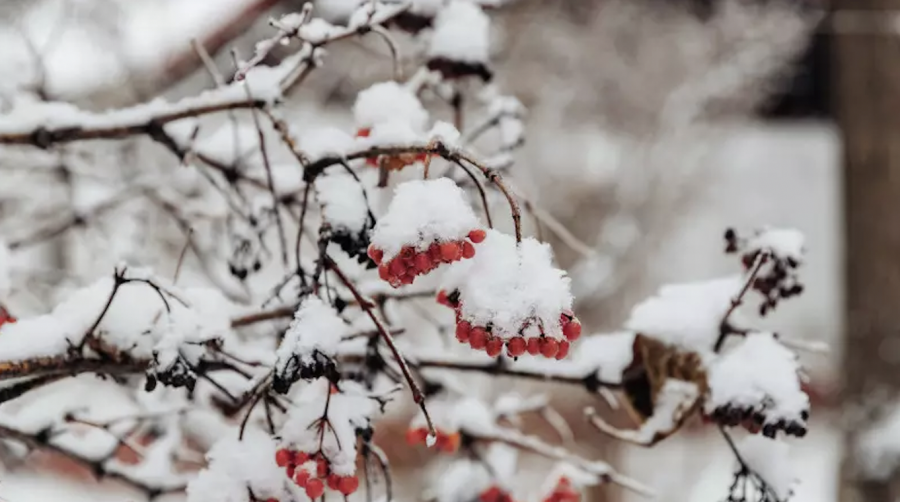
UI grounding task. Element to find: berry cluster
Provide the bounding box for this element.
[274,448,360,499]
[542,478,580,502]
[724,228,804,316]
[405,426,460,453]
[439,290,583,360]
[370,229,486,288]
[356,128,431,169]
[480,486,515,502]
[702,405,808,439]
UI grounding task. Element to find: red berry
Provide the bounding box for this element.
[367,246,383,264]
[540,338,559,358]
[305,479,325,499]
[481,487,503,502]
[378,264,391,281]
[295,469,310,487]
[356,128,371,138]
[462,241,476,259]
[286,464,296,478]
[440,242,459,262]
[440,432,461,453]
[327,473,341,490]
[389,259,405,277]
[295,451,310,464]
[266,498,279,502]
[275,448,292,467]
[563,319,582,341]
[555,340,570,360]
[526,337,541,355]
[507,336,526,357]
[429,243,443,261]
[469,327,488,349]
[456,321,471,342]
[338,475,360,495]
[316,458,329,477]
[468,229,487,243]
[436,290,451,307]
[400,273,415,285]
[486,337,503,357]
[414,253,432,273]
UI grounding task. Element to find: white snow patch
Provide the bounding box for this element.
[736,435,797,500]
[353,81,429,131]
[275,297,348,377]
[317,171,370,234]
[429,1,491,64]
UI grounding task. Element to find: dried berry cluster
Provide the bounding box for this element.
[273,351,338,395]
[480,486,515,502]
[703,405,808,439]
[439,290,582,360]
[543,478,581,502]
[724,228,804,316]
[369,229,486,287]
[274,448,360,499]
[356,128,431,170]
[405,426,461,453]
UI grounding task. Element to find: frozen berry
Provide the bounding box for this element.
[507,336,526,357]
[469,327,488,349]
[295,469,310,487]
[456,321,471,343]
[389,259,405,277]
[468,229,487,243]
[406,427,427,445]
[526,337,541,355]
[367,246,384,264]
[563,319,582,341]
[440,242,460,262]
[338,475,360,495]
[316,458,329,477]
[486,337,503,357]
[414,253,432,273]
[462,241,476,259]
[555,340,570,360]
[305,478,325,499]
[378,264,391,281]
[275,448,292,467]
[540,338,559,358]
[327,473,341,490]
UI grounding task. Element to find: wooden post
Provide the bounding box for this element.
[833,1,900,500]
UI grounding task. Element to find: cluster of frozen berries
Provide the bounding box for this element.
[439,291,583,360]
[702,404,808,439]
[542,478,581,502]
[405,426,460,453]
[369,229,486,287]
[480,486,515,502]
[274,448,360,499]
[356,128,431,170]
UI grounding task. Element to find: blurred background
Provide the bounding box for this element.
[0,0,894,501]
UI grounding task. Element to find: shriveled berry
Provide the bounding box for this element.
[456,321,471,342]
[540,338,559,358]
[526,337,541,355]
[563,319,582,341]
[462,241,476,259]
[507,336,526,357]
[275,448,292,467]
[338,475,360,495]
[486,337,503,357]
[305,479,325,499]
[440,242,460,262]
[555,340,570,360]
[469,327,488,349]
[468,229,487,243]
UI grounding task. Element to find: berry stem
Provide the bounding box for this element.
[324,256,437,438]
[714,250,770,352]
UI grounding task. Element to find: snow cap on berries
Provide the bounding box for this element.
[316,170,370,235]
[274,297,347,390]
[353,81,429,132]
[429,1,491,65]
[444,230,573,340]
[370,178,481,261]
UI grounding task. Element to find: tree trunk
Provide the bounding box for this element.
[834,1,900,500]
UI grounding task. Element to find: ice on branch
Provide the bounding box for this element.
[705,333,809,438]
[0,273,231,365]
[370,178,482,261]
[445,230,574,343]
[187,429,288,502]
[301,127,356,162]
[625,276,744,353]
[353,81,429,134]
[427,1,492,80]
[279,380,377,477]
[274,297,347,393]
[735,436,797,501]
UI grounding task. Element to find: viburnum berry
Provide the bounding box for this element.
[560,311,582,341]
[0,308,15,328]
[337,475,360,496]
[406,426,460,453]
[542,477,580,502]
[406,427,429,445]
[506,336,526,357]
[480,486,515,502]
[274,448,361,497]
[355,128,430,169]
[275,448,292,468]
[305,478,325,499]
[368,232,485,288]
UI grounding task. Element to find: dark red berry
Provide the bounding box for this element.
[486,337,503,357]
[469,327,488,349]
[540,338,559,358]
[507,336,526,357]
[305,479,325,499]
[456,321,471,342]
